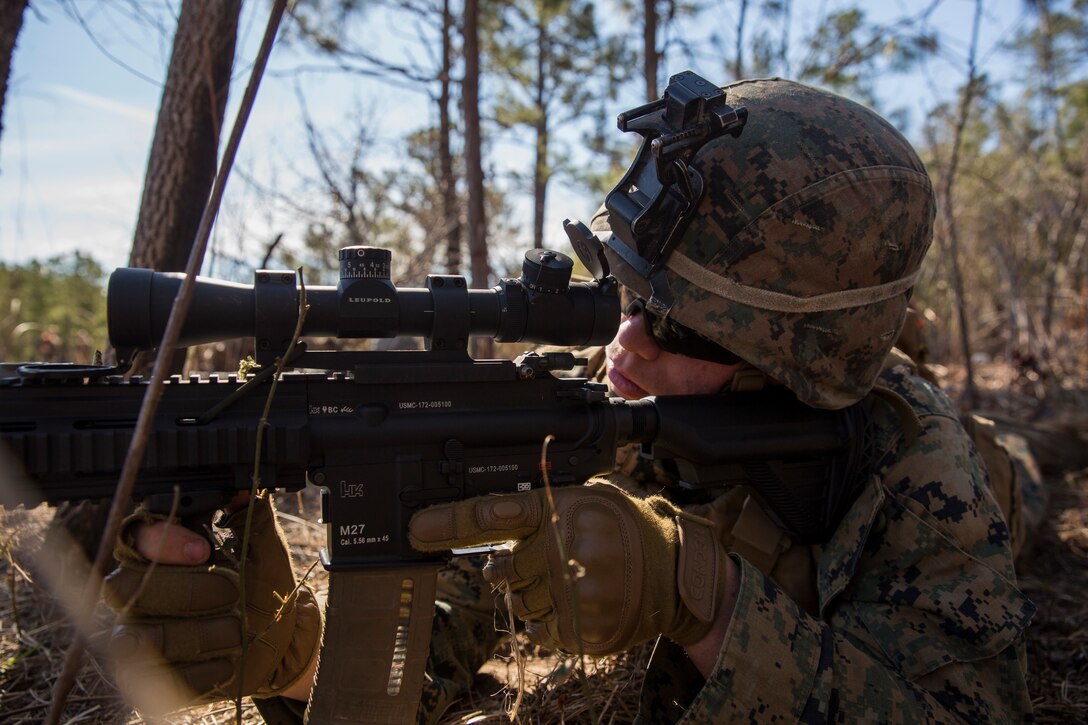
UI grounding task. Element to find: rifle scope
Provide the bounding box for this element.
[108,246,620,359]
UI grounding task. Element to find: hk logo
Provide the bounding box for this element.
[340,481,365,498]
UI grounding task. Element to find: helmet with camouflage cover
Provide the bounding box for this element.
[598,77,935,409]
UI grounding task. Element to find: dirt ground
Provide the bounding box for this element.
[1019,469,1088,722]
[1,361,1086,723]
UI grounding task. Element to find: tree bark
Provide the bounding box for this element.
[128,0,241,272]
[643,0,657,101]
[463,0,491,357]
[440,0,461,275]
[733,0,749,80]
[532,20,548,249]
[532,113,548,249]
[0,0,28,171]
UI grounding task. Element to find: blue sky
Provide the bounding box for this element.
[0,1,1028,274]
[2,7,160,267]
[0,1,439,274]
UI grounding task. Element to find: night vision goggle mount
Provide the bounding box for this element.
[567,71,748,318]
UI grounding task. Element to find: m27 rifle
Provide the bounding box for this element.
[0,245,866,723]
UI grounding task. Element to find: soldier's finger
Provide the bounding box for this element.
[484,550,543,591]
[524,621,553,648]
[506,586,554,621]
[114,656,239,714]
[104,565,239,616]
[408,493,544,551]
[109,616,242,663]
[134,520,211,565]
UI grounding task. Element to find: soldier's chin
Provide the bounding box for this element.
[608,367,650,401]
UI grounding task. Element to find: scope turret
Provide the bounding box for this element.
[521,249,573,294]
[339,246,392,280]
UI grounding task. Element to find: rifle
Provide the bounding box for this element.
[0,245,866,723]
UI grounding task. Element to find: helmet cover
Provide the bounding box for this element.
[601,78,935,408]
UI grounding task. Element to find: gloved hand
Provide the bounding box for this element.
[102,495,322,711]
[409,481,726,656]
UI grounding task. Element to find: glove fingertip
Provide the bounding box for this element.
[408,505,458,551]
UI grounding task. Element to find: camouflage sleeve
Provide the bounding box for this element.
[674,414,1035,723]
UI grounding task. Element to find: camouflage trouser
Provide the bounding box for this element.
[417,556,503,725]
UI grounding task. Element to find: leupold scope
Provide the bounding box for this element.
[107,246,620,365]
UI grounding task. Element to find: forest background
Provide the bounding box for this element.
[0,0,1085,403]
[0,0,1086,723]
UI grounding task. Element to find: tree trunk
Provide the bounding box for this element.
[779,0,792,74]
[643,0,657,101]
[128,0,241,272]
[0,0,27,171]
[532,21,548,249]
[55,0,241,572]
[464,0,491,357]
[533,116,548,249]
[940,0,984,410]
[440,0,461,275]
[733,0,749,80]
[126,0,239,377]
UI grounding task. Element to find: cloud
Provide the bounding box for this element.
[43,83,155,124]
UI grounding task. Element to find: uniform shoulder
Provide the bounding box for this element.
[877,355,957,422]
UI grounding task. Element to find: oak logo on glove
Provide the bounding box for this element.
[677,516,720,624]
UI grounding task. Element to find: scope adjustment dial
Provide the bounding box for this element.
[339,246,392,280]
[521,248,573,294]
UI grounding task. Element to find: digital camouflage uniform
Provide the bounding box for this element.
[601,78,1034,721]
[631,358,1036,723]
[899,307,1048,557]
[414,77,1037,723]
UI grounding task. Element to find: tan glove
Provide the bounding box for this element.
[409,481,725,656]
[103,495,322,712]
